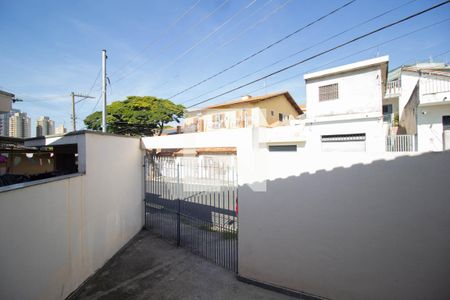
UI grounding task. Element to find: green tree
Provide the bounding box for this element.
[84,96,185,136]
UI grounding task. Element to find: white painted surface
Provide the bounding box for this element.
[304,57,386,120]
[0,132,143,300]
[417,104,450,152]
[238,151,450,300]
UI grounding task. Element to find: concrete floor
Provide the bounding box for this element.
[68,230,295,300]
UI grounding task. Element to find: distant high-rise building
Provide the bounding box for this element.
[55,124,67,135]
[9,112,31,138]
[0,109,20,136]
[36,116,55,136]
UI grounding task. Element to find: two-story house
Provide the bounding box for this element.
[385,62,450,151]
[302,56,388,152]
[183,91,303,133]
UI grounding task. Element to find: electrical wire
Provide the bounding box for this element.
[168,0,357,99]
[109,0,202,77]
[181,0,420,105]
[153,0,290,92]
[114,0,236,84]
[186,0,450,109]
[246,18,450,95]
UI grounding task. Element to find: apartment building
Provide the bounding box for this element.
[36,116,55,136]
[9,112,31,138]
[0,109,20,136]
[55,124,67,135]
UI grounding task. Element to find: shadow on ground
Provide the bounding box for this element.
[68,230,295,300]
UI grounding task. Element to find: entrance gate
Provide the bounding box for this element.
[144,154,238,272]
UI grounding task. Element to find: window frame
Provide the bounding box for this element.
[319,83,339,101]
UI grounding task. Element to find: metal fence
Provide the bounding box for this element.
[385,135,416,152]
[144,155,238,272]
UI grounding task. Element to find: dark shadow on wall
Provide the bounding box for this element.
[238,151,450,300]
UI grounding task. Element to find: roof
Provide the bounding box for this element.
[0,90,14,97]
[388,62,450,81]
[192,91,303,115]
[304,56,389,80]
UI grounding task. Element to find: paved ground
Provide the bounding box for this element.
[69,230,295,300]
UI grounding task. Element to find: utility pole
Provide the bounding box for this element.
[101,49,107,133]
[70,92,95,132]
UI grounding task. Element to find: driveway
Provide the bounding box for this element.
[68,230,296,300]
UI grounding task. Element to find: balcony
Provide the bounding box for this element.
[385,80,401,98]
[419,74,450,106]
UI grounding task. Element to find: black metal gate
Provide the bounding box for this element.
[144,154,238,272]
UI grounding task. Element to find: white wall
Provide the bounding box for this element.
[0,132,143,300]
[238,151,450,300]
[303,117,385,153]
[417,104,450,152]
[305,65,383,119]
[398,72,420,118]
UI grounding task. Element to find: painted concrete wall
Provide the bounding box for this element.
[398,72,420,119]
[305,65,383,119]
[303,117,385,153]
[238,151,450,300]
[417,104,450,152]
[0,133,143,300]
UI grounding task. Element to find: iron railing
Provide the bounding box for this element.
[144,155,238,272]
[385,80,402,97]
[385,135,416,152]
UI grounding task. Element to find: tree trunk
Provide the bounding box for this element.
[158,123,164,136]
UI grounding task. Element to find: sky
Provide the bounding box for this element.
[0,0,449,135]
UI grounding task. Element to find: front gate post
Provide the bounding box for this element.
[176,162,181,247]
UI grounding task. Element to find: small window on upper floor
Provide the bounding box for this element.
[319,83,339,101]
[271,110,274,116]
[278,113,283,122]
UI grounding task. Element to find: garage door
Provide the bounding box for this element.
[321,134,366,152]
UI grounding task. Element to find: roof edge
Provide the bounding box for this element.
[304,56,389,80]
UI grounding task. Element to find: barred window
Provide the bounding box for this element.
[319,83,339,101]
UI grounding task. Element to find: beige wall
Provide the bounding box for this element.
[256,95,300,125]
[0,133,143,300]
[184,95,300,131]
[238,151,450,300]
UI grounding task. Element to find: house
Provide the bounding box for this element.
[183,91,303,132]
[302,56,389,152]
[0,90,14,113]
[385,62,450,151]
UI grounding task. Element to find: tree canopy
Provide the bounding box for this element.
[84,96,185,136]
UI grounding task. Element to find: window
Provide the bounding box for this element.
[278,113,283,122]
[268,145,297,152]
[319,83,339,101]
[321,134,366,152]
[271,110,274,116]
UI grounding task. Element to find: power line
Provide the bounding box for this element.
[109,0,202,78]
[186,0,450,109]
[168,0,357,99]
[246,18,450,95]
[151,0,258,73]
[181,0,419,105]
[219,0,293,50]
[109,0,229,84]
[154,0,291,93]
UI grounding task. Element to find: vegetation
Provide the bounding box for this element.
[393,112,399,126]
[84,96,184,136]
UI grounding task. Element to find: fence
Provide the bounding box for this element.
[385,79,402,97]
[385,135,416,152]
[144,155,238,272]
